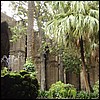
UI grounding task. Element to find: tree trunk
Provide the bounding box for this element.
[79,35,91,93]
[58,51,64,82]
[40,30,46,91]
[40,55,46,91]
[33,2,47,90]
[78,70,81,91]
[37,18,46,91]
[27,1,34,59]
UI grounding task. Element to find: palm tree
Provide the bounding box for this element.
[45,1,99,93]
[27,1,34,59]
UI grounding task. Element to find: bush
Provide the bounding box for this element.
[48,81,77,99]
[1,70,39,99]
[63,50,81,74]
[1,67,10,76]
[76,81,99,99]
[76,91,91,99]
[38,90,49,99]
[23,58,35,72]
[92,80,99,99]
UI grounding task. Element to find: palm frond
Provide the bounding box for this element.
[45,1,99,47]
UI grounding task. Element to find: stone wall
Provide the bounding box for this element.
[1,12,16,26]
[9,39,26,71]
[46,56,59,89]
[1,12,26,72]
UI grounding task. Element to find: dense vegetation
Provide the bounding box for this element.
[1,1,99,99]
[1,60,39,99]
[37,81,99,99]
[1,66,99,99]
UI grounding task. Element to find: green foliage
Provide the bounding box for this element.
[20,70,29,76]
[1,67,9,76]
[9,1,28,19]
[9,1,28,42]
[63,49,81,74]
[38,90,49,99]
[23,58,35,73]
[48,81,77,99]
[1,70,39,99]
[46,1,99,40]
[76,91,91,99]
[76,81,99,99]
[45,1,99,69]
[37,80,99,99]
[92,80,99,98]
[10,22,27,42]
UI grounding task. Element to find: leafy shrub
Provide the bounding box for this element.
[63,52,81,74]
[92,80,99,99]
[1,70,39,99]
[76,81,99,99]
[76,91,91,99]
[48,81,77,99]
[1,67,9,76]
[23,58,36,72]
[23,58,37,77]
[38,90,49,99]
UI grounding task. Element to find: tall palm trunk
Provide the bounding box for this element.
[79,35,91,93]
[33,2,46,90]
[59,39,64,82]
[40,30,46,91]
[27,1,34,59]
[59,53,64,82]
[38,20,46,91]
